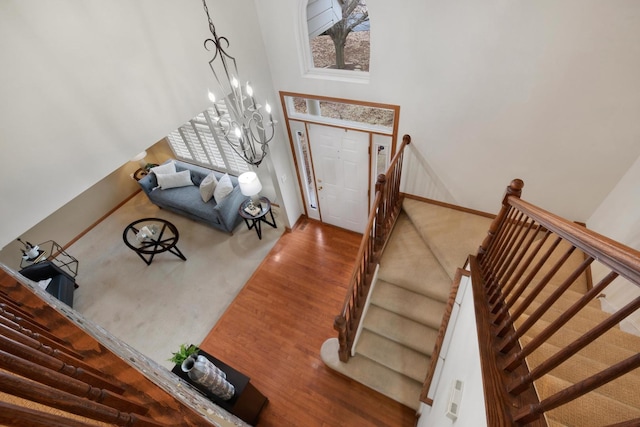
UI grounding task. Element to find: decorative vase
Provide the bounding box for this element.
[181,355,235,400]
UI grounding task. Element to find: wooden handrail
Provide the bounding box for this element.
[475,178,640,426]
[508,197,640,285]
[334,134,411,362]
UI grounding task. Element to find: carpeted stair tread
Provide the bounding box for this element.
[355,329,430,382]
[363,305,438,355]
[521,336,640,409]
[371,280,446,329]
[517,299,640,351]
[377,212,451,302]
[534,374,640,426]
[402,198,493,280]
[517,314,638,367]
[515,237,589,294]
[519,283,600,309]
[321,338,422,410]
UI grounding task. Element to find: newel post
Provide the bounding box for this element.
[478,179,524,260]
[333,315,349,362]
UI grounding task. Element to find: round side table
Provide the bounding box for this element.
[123,218,187,265]
[238,197,277,240]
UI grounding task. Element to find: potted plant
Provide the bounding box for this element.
[168,343,199,369]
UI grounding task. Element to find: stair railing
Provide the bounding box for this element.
[333,134,411,362]
[473,179,640,426]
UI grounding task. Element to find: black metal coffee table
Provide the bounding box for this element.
[123,218,187,265]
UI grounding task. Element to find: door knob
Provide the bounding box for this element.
[318,186,323,191]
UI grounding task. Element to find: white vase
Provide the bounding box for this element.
[182,355,235,400]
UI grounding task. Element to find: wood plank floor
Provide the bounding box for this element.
[200,218,417,427]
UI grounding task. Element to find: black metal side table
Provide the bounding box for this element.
[238,197,277,240]
[122,218,187,265]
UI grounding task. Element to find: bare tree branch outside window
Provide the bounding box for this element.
[310,0,370,71]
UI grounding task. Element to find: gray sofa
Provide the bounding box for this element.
[137,160,247,234]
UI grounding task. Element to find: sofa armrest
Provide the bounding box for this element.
[138,173,158,196]
[214,186,248,232]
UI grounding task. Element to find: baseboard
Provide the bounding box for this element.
[402,193,496,219]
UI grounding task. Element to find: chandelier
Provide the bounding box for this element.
[201,0,276,167]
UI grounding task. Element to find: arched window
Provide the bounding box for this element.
[301,0,370,81]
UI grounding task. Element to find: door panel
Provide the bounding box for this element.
[309,124,369,233]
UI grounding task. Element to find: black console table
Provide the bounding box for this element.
[171,349,268,425]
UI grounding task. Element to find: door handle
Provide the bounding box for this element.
[318,186,323,191]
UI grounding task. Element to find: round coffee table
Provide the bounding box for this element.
[123,218,187,265]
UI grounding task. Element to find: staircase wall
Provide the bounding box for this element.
[417,273,486,427]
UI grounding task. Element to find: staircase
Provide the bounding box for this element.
[321,197,493,410]
[324,194,640,425]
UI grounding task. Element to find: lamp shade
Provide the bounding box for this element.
[238,171,262,197]
[131,151,148,168]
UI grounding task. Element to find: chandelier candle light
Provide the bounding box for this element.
[202,0,276,167]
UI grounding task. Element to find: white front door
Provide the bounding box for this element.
[308,124,369,233]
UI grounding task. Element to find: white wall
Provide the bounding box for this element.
[0,0,300,249]
[587,155,640,332]
[255,0,640,221]
[3,0,639,248]
[417,275,486,427]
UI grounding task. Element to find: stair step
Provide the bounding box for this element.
[371,280,446,329]
[355,330,430,382]
[534,374,640,426]
[520,336,640,409]
[517,299,640,351]
[402,198,493,280]
[321,338,422,411]
[517,314,639,367]
[377,212,451,303]
[363,305,439,355]
[520,282,600,309]
[519,237,590,294]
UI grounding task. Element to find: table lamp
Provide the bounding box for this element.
[131,151,148,168]
[238,172,262,209]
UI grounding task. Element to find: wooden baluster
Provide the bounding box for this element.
[478,178,524,261]
[0,348,148,414]
[492,230,552,323]
[0,371,166,427]
[481,206,513,278]
[0,401,94,427]
[374,175,387,254]
[485,210,524,300]
[489,222,541,314]
[0,333,125,393]
[507,271,620,392]
[0,314,85,359]
[512,353,640,425]
[494,236,563,338]
[0,305,67,344]
[505,293,640,378]
[499,255,594,355]
[491,213,531,295]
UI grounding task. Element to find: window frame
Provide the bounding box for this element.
[298,0,370,84]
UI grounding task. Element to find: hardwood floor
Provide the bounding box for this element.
[200,218,417,427]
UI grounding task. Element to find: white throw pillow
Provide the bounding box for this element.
[200,172,218,203]
[151,161,176,175]
[156,170,193,189]
[213,173,233,203]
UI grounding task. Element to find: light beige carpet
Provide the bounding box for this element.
[67,191,284,369]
